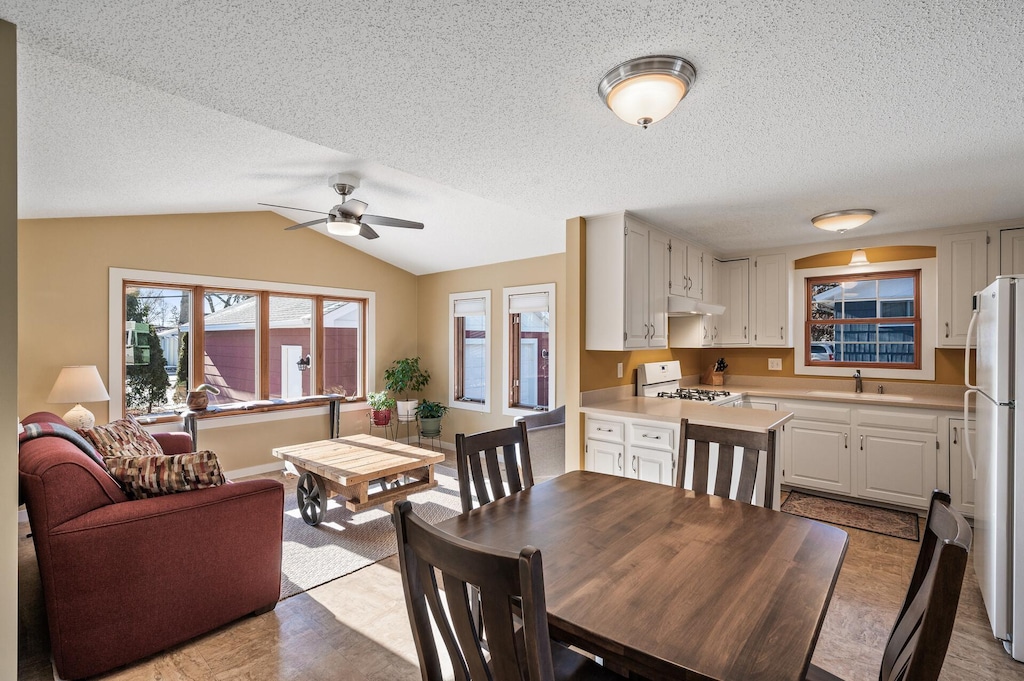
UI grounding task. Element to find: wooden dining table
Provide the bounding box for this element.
[434,470,849,681]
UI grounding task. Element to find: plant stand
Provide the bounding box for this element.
[367,412,395,440]
[417,429,442,452]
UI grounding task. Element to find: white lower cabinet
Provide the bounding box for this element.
[784,420,852,494]
[631,446,675,485]
[586,438,624,476]
[948,418,976,516]
[584,414,679,486]
[856,427,937,508]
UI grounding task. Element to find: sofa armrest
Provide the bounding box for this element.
[40,479,283,679]
[152,431,194,455]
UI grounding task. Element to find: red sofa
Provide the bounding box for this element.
[19,412,285,680]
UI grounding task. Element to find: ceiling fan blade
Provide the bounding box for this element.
[285,217,329,231]
[359,223,380,240]
[258,202,331,215]
[339,199,368,219]
[360,214,424,230]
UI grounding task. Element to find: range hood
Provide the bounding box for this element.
[666,297,725,316]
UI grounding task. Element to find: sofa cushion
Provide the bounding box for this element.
[104,450,227,499]
[80,415,163,459]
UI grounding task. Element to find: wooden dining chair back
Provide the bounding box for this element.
[676,420,776,508]
[393,500,599,681]
[455,421,534,514]
[805,489,972,681]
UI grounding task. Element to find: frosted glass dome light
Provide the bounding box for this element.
[599,56,697,129]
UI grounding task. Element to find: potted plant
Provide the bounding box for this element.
[367,391,395,426]
[415,399,449,437]
[384,357,431,422]
[185,383,220,410]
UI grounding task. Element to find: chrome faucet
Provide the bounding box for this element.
[853,370,863,393]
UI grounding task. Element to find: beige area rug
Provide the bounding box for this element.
[781,490,920,541]
[274,465,463,600]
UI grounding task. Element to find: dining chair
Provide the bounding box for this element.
[455,421,535,514]
[676,420,776,508]
[392,501,624,681]
[806,489,972,681]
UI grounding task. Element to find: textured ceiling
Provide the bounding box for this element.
[4,1,1024,274]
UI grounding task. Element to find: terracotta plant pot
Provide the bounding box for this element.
[186,391,209,410]
[371,409,392,426]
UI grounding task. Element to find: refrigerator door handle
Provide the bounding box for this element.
[965,308,980,390]
[964,388,978,480]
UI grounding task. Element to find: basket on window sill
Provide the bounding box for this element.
[700,366,725,387]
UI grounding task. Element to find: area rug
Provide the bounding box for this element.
[781,490,920,541]
[275,465,463,600]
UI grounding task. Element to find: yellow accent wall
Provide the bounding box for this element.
[794,245,936,269]
[18,211,419,471]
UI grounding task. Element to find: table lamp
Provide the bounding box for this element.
[46,365,110,430]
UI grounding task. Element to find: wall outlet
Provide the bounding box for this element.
[617,362,624,379]
[768,358,783,371]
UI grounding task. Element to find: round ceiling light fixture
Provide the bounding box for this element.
[325,214,361,237]
[598,55,697,129]
[811,209,876,233]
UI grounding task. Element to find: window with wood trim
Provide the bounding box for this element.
[450,292,489,411]
[805,270,921,368]
[123,282,367,417]
[503,284,555,414]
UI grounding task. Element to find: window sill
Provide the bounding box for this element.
[449,399,490,413]
[138,397,367,432]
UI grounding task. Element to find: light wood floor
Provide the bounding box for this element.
[18,497,1024,680]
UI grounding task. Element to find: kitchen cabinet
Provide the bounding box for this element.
[783,419,852,494]
[669,239,705,300]
[938,230,988,347]
[752,253,788,346]
[631,446,675,485]
[584,414,679,486]
[856,426,937,509]
[585,417,625,476]
[586,212,670,350]
[948,417,976,516]
[715,258,750,345]
[1000,226,1024,275]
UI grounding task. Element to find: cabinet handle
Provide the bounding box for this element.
[632,455,638,473]
[597,427,613,432]
[860,434,864,451]
[644,323,649,339]
[743,326,747,339]
[713,326,718,340]
[844,432,848,449]
[617,452,623,471]
[953,427,958,444]
[703,325,708,340]
[780,326,784,337]
[642,433,662,440]
[945,322,950,338]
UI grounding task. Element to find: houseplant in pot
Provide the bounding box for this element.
[367,391,395,426]
[383,357,431,422]
[415,400,449,437]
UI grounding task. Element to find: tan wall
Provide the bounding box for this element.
[416,253,567,444]
[18,211,419,471]
[1,19,18,678]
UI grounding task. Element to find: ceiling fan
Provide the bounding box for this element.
[259,174,424,240]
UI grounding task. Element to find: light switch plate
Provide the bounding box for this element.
[768,358,783,371]
[617,362,624,378]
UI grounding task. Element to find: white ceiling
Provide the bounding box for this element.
[4,1,1024,274]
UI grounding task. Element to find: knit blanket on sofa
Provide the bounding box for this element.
[19,422,107,469]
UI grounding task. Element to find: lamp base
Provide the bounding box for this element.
[63,404,96,430]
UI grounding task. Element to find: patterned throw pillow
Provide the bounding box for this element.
[79,415,163,459]
[104,450,226,499]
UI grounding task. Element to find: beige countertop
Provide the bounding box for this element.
[581,397,791,433]
[721,383,968,411]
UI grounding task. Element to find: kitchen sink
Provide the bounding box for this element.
[807,390,915,402]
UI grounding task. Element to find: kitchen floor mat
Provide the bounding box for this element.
[781,490,920,541]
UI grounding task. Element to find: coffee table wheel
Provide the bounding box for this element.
[297,472,328,526]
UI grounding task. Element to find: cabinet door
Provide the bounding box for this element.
[753,253,787,346]
[630,446,675,486]
[783,420,851,494]
[856,426,937,509]
[1001,227,1024,275]
[669,240,687,296]
[938,231,988,347]
[648,230,670,347]
[702,259,717,346]
[949,418,976,516]
[586,439,624,477]
[623,220,650,349]
[686,247,703,300]
[717,259,750,345]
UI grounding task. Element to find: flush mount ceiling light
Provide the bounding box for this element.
[849,248,870,266]
[598,55,697,129]
[811,209,876,233]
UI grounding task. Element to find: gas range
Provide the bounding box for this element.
[636,361,741,406]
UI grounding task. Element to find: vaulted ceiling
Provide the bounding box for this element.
[4,1,1023,274]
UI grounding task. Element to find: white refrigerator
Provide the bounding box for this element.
[968,275,1024,660]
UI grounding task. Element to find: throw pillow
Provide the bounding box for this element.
[80,415,163,459]
[104,450,227,499]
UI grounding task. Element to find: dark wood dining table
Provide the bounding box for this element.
[434,470,849,681]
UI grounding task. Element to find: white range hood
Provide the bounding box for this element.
[666,297,725,316]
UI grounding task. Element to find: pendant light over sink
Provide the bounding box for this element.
[598,55,697,129]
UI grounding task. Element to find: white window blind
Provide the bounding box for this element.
[453,297,487,317]
[508,291,549,314]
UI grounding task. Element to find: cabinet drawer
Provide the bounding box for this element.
[856,409,938,433]
[630,424,675,451]
[587,418,625,442]
[780,401,852,424]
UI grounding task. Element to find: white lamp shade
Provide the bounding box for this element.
[326,216,361,236]
[849,249,870,266]
[47,365,110,404]
[606,74,688,126]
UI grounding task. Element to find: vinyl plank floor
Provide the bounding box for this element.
[18,506,1024,680]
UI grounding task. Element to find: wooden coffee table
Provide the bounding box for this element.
[272,434,446,526]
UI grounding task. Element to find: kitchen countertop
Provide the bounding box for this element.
[581,397,791,433]
[720,383,968,411]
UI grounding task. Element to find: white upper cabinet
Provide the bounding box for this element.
[716,258,750,345]
[586,212,670,350]
[938,230,988,347]
[752,253,788,346]
[669,239,705,300]
[1000,227,1024,275]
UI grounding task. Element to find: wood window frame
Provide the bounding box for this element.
[804,269,922,369]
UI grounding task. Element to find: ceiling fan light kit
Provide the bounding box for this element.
[811,209,876,233]
[598,55,697,129]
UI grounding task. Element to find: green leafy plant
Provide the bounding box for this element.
[415,399,449,419]
[383,357,431,400]
[367,391,396,412]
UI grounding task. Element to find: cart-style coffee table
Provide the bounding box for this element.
[272,434,446,526]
